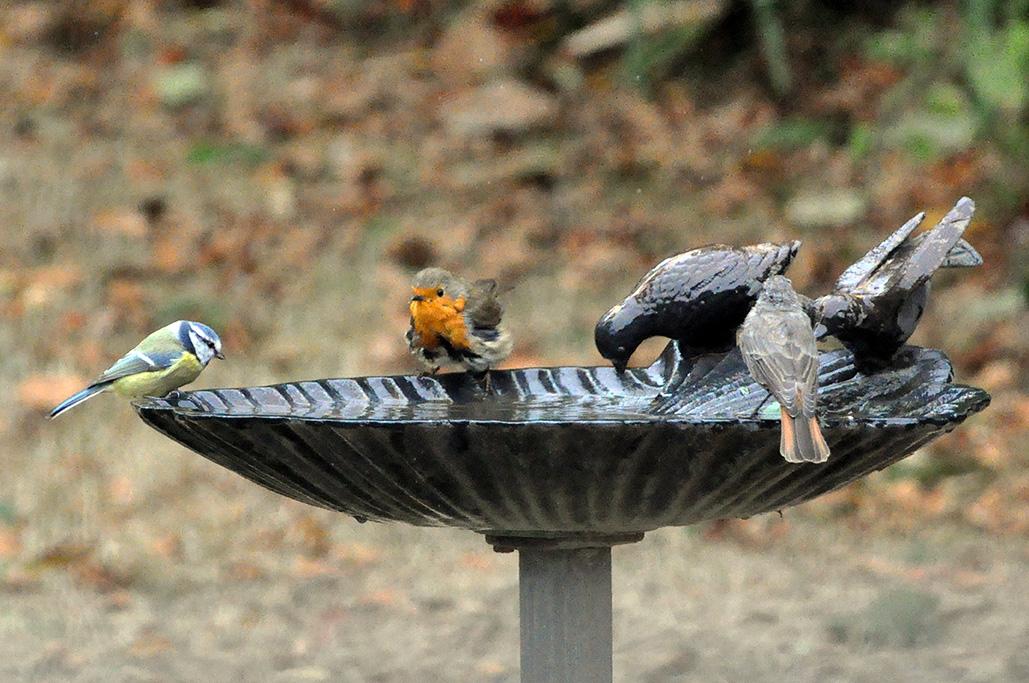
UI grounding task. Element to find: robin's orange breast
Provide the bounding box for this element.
[410,297,471,350]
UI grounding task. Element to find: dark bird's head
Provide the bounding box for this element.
[595,300,650,374]
[813,294,864,338]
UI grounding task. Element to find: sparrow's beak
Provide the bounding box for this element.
[215,351,226,360]
[411,295,425,302]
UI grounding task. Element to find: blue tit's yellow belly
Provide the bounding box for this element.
[110,353,204,398]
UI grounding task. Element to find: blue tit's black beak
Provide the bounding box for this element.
[411,295,425,302]
[216,351,225,360]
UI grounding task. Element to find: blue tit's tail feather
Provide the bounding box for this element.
[49,384,106,419]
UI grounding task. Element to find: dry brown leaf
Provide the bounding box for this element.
[458,551,494,571]
[333,542,382,567]
[150,228,199,274]
[226,561,265,582]
[21,265,84,308]
[149,534,182,559]
[358,588,401,608]
[129,633,173,658]
[17,374,87,412]
[293,555,337,579]
[0,527,22,559]
[293,515,331,557]
[91,208,147,238]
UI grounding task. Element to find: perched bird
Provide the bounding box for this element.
[49,320,223,418]
[814,197,979,370]
[595,241,800,372]
[739,276,830,464]
[406,267,513,384]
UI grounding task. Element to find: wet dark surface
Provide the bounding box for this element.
[136,344,988,537]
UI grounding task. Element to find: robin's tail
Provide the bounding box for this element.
[780,407,830,464]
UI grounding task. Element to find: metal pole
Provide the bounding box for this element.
[518,546,613,683]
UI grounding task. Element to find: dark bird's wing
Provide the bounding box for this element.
[939,238,982,268]
[465,279,504,329]
[890,196,975,293]
[739,310,819,417]
[834,212,925,292]
[93,348,183,386]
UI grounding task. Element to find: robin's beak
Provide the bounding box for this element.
[215,351,225,360]
[411,295,425,302]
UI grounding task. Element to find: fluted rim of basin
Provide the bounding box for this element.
[135,346,989,428]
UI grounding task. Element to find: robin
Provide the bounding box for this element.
[739,276,830,464]
[595,241,800,372]
[406,267,513,388]
[814,197,979,371]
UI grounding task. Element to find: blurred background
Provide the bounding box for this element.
[0,0,1026,680]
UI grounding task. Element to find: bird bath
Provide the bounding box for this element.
[135,340,988,682]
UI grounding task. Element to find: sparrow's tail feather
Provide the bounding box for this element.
[779,408,831,463]
[49,384,105,419]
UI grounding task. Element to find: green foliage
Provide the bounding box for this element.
[847,122,875,161]
[964,2,1029,117]
[187,141,268,167]
[0,501,16,525]
[623,0,726,92]
[751,117,831,150]
[749,0,792,95]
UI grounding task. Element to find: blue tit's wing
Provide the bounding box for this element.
[92,348,186,386]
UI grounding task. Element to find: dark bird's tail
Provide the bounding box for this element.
[49,385,105,419]
[780,408,830,463]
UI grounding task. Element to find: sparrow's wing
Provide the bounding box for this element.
[466,279,504,329]
[739,312,819,416]
[834,212,925,292]
[891,197,976,292]
[93,348,184,386]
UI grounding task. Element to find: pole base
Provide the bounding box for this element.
[519,546,613,683]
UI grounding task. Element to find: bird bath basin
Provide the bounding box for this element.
[135,341,988,682]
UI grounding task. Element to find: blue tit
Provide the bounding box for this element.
[49,320,224,419]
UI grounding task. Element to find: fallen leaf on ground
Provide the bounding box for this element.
[17,374,87,412]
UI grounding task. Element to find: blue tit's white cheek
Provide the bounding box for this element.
[188,330,215,364]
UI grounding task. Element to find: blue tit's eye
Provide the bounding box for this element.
[436,288,444,297]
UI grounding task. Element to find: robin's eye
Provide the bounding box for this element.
[436,288,444,297]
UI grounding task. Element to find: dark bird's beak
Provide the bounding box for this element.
[411,295,425,302]
[613,360,628,374]
[216,351,226,360]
